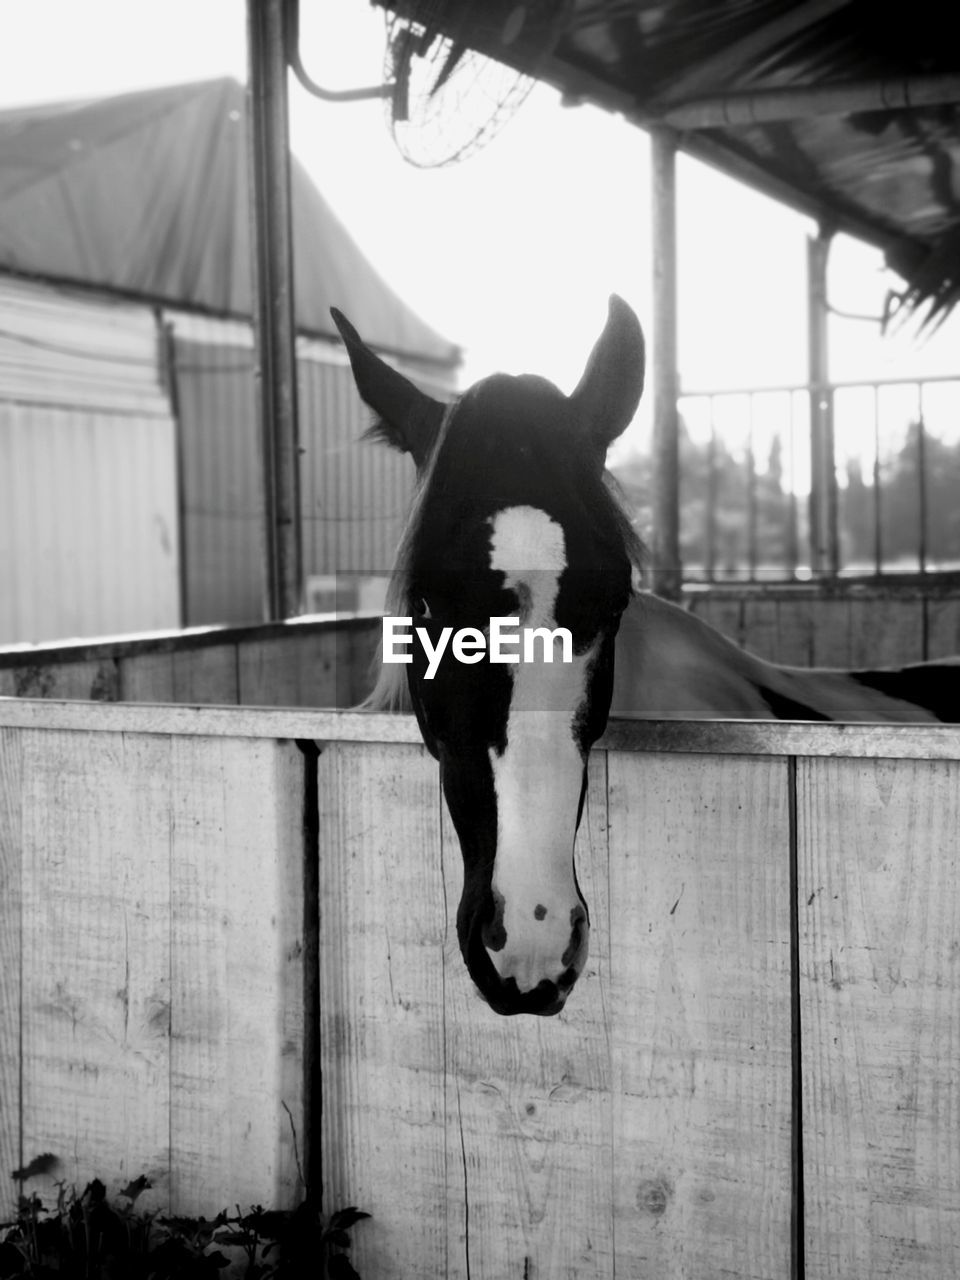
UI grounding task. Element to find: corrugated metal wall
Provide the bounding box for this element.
[167,315,263,627]
[299,341,414,583]
[169,314,455,627]
[0,288,456,641]
[0,279,180,644]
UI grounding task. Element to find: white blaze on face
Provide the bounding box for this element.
[486,506,593,995]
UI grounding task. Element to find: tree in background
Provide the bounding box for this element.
[840,421,960,569]
[612,417,803,580]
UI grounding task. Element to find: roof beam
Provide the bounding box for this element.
[642,72,960,129]
[654,0,855,102]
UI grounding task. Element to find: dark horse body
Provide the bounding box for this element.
[333,297,960,1018]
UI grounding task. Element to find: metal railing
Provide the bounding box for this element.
[677,373,960,583]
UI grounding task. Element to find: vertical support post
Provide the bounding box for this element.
[806,230,838,577]
[247,0,304,621]
[916,387,927,574]
[650,128,682,598]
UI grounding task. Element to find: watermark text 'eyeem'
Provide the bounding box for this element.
[383,616,573,680]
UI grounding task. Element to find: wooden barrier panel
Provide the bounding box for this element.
[688,585,960,666]
[2,700,960,1276]
[0,615,381,707]
[0,718,305,1220]
[799,757,960,1278]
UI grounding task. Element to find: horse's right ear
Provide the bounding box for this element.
[331,308,445,469]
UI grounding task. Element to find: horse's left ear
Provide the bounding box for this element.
[331,307,445,470]
[569,295,645,458]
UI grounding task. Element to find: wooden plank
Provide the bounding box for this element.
[171,644,239,703]
[798,757,960,1279]
[19,730,173,1209]
[121,644,240,704]
[847,598,923,666]
[688,597,743,647]
[605,751,793,1277]
[318,742,448,1278]
[4,699,960,759]
[439,752,614,1278]
[776,598,817,667]
[808,598,852,667]
[0,728,23,1221]
[741,597,781,661]
[168,736,304,1215]
[5,658,120,700]
[925,597,960,661]
[238,632,339,707]
[117,650,177,702]
[342,619,382,707]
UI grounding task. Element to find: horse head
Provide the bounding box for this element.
[334,298,645,1015]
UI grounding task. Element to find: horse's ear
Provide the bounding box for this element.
[569,295,645,457]
[331,308,445,469]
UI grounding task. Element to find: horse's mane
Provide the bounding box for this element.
[358,401,646,714]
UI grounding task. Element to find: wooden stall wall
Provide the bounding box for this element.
[686,583,960,666]
[0,615,380,708]
[316,721,960,1279]
[2,701,959,1278]
[0,712,307,1222]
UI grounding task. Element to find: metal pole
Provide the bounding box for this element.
[650,127,682,599]
[806,231,838,576]
[247,0,303,621]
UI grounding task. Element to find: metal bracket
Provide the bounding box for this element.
[283,0,393,103]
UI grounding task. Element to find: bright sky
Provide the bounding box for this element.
[1,0,958,463]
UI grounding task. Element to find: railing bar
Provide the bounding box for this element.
[916,384,927,575]
[706,397,718,583]
[747,395,758,583]
[873,386,883,576]
[680,372,960,398]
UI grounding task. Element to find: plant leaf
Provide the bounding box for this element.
[327,1255,362,1280]
[328,1208,371,1232]
[10,1155,60,1182]
[119,1175,152,1204]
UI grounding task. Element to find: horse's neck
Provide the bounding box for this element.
[612,593,776,718]
[611,592,941,722]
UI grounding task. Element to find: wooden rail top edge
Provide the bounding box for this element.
[2,698,960,758]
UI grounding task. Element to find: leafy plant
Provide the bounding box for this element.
[1,1159,369,1279]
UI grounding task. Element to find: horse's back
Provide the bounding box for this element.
[612,593,959,723]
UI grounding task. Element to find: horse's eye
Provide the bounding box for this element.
[411,595,431,620]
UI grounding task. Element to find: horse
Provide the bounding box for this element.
[332,297,960,1018]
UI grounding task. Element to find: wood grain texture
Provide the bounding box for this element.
[167,736,304,1215]
[317,742,448,1278]
[925,597,960,661]
[810,598,853,667]
[0,728,23,1221]
[239,633,339,707]
[741,597,780,661]
[798,756,960,1279]
[439,752,614,1279]
[847,600,924,667]
[19,730,173,1209]
[775,598,818,667]
[8,727,303,1217]
[605,751,793,1279]
[121,644,240,704]
[5,700,960,759]
[5,659,120,701]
